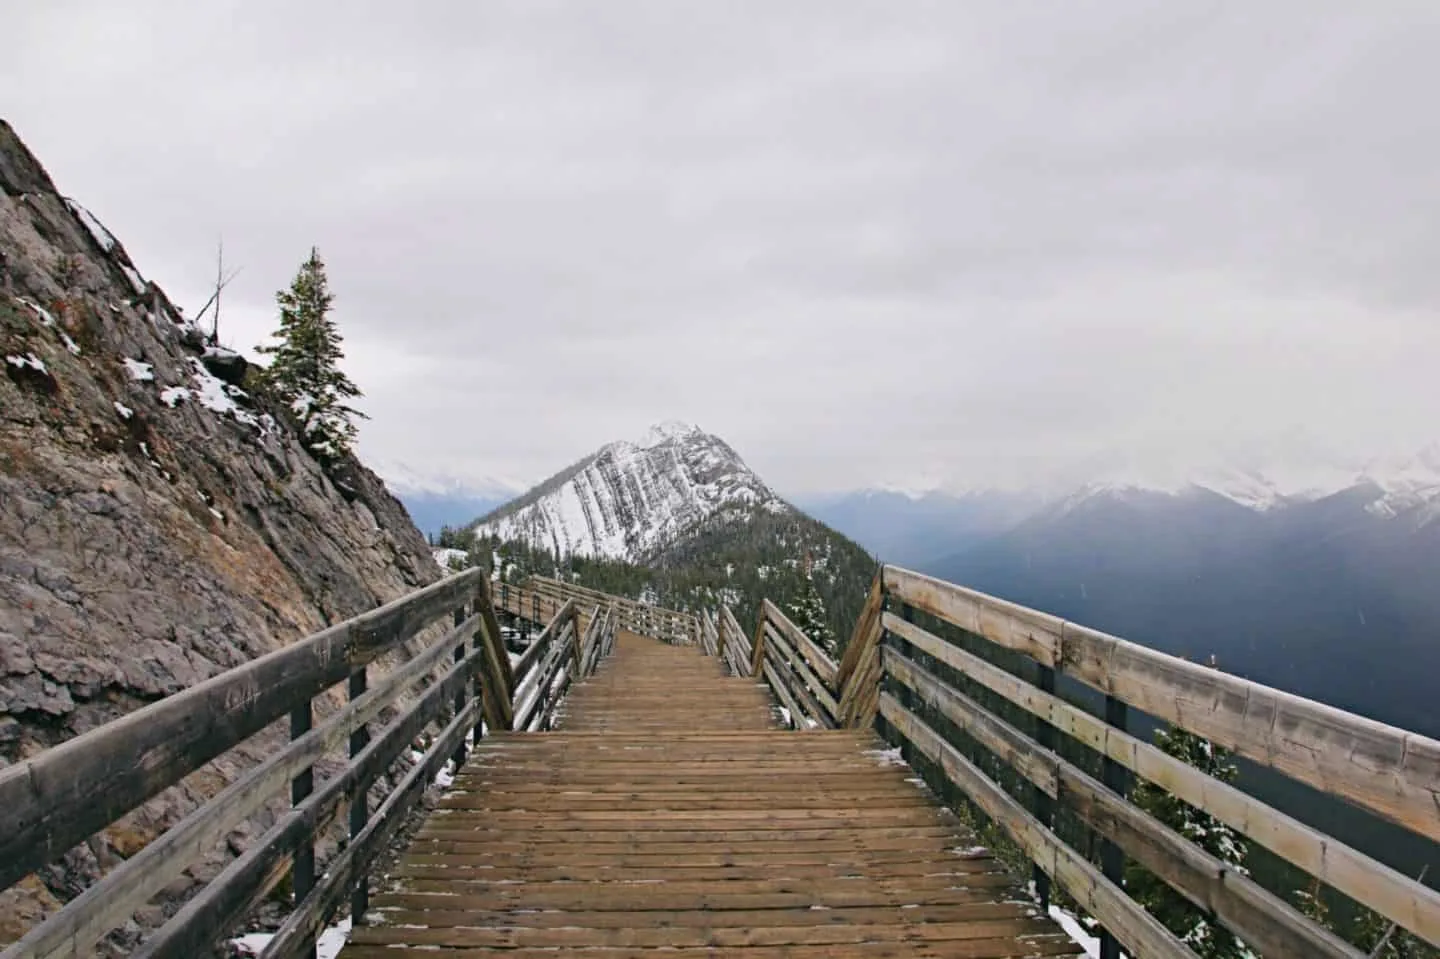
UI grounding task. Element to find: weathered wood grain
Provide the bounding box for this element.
[266,701,481,959]
[338,632,1078,958]
[879,694,1189,958]
[835,571,884,694]
[883,647,1363,958]
[1060,620,1440,848]
[0,568,482,892]
[5,610,481,959]
[882,610,1440,948]
[884,566,1061,667]
[133,648,483,959]
[762,599,839,688]
[760,620,839,726]
[883,564,1440,848]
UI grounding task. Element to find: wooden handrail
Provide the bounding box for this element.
[0,570,623,959]
[737,563,1440,955]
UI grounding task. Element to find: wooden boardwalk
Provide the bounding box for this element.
[341,631,1080,958]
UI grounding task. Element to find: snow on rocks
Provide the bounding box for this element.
[123,357,155,381]
[433,547,469,570]
[154,358,269,431]
[16,296,56,326]
[113,401,133,420]
[63,197,117,252]
[5,352,47,373]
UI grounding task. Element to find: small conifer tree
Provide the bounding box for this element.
[786,553,837,657]
[1125,696,1251,958]
[256,247,366,461]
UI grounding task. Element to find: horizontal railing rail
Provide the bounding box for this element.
[724,564,1440,957]
[718,604,753,677]
[521,574,699,645]
[749,599,839,729]
[0,569,619,959]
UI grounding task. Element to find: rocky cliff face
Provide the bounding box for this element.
[474,421,789,562]
[0,120,441,946]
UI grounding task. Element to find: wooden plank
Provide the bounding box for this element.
[837,578,885,728]
[133,649,482,959]
[761,634,829,729]
[1060,620,1440,848]
[722,606,753,675]
[883,647,1362,959]
[515,620,575,732]
[264,701,481,959]
[882,611,1440,948]
[473,574,513,691]
[473,610,514,732]
[750,611,768,677]
[762,599,839,688]
[878,694,1190,959]
[835,570,884,692]
[883,565,1440,848]
[761,621,839,726]
[883,650,1057,799]
[884,565,1061,667]
[760,659,805,730]
[0,568,482,892]
[3,612,482,959]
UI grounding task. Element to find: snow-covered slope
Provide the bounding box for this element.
[472,422,789,561]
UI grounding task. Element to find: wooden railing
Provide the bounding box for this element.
[699,564,1440,958]
[0,568,619,959]
[498,574,699,645]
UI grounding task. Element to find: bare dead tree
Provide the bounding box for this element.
[192,238,242,346]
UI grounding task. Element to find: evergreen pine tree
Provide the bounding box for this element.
[786,554,837,657]
[1125,692,1250,958]
[256,247,366,461]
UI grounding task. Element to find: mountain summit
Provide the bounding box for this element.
[474,422,788,562]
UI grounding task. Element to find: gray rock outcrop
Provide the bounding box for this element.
[0,119,443,949]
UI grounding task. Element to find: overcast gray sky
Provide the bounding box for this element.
[8,2,1439,494]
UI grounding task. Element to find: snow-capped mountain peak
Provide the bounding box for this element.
[637,420,703,448]
[1045,441,1440,525]
[1357,443,1440,519]
[473,423,790,561]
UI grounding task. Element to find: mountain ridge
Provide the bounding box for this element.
[464,422,877,649]
[472,422,790,563]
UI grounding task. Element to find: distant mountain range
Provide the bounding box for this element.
[799,488,1042,568]
[374,463,517,539]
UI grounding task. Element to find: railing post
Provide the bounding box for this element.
[1098,694,1130,959]
[452,603,468,768]
[473,587,487,745]
[1033,661,1056,911]
[289,699,317,959]
[348,667,370,925]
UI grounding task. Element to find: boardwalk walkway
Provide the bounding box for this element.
[340,631,1079,958]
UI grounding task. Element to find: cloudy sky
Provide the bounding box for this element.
[8,2,1439,495]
